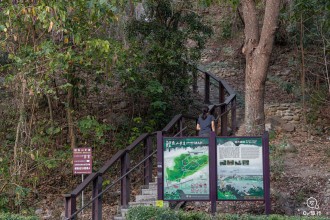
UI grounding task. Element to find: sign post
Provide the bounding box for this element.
[73,148,92,214]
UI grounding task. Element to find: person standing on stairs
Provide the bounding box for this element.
[196,106,215,137]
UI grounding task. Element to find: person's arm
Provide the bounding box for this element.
[211,115,215,132]
[211,120,215,132]
[196,123,201,131]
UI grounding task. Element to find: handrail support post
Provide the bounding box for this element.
[65,194,76,220]
[204,74,210,104]
[144,137,153,185]
[121,152,130,208]
[92,175,103,220]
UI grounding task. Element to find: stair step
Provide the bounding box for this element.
[142,188,157,195]
[135,194,157,202]
[141,182,157,190]
[121,208,129,218]
[148,182,157,189]
[114,216,125,220]
[129,201,169,208]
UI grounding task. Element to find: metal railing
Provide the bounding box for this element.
[64,64,236,219]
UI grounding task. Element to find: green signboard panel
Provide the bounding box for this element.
[163,137,210,200]
[216,137,264,200]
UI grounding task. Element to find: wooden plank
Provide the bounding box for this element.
[121,153,130,208]
[204,74,210,104]
[162,114,182,133]
[99,150,126,175]
[127,133,149,151]
[92,175,103,220]
[71,173,99,196]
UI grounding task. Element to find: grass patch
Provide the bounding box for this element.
[0,213,38,220]
[127,206,329,220]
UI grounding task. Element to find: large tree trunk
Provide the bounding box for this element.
[241,0,281,135]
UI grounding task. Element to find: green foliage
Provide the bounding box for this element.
[267,75,299,96]
[127,206,329,220]
[306,86,328,124]
[78,115,112,145]
[127,207,212,220]
[0,213,38,220]
[118,0,212,129]
[278,0,329,46]
[220,18,233,39]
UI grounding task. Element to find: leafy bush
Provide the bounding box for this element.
[117,0,212,129]
[127,206,329,220]
[127,206,210,220]
[0,213,38,220]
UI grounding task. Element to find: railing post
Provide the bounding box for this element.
[64,194,76,220]
[144,136,153,185]
[204,74,210,104]
[92,175,103,220]
[231,97,237,134]
[219,83,227,136]
[179,118,184,137]
[195,118,199,136]
[121,152,130,208]
[156,131,163,200]
[193,68,198,93]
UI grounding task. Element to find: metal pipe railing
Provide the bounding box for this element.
[64,63,237,219]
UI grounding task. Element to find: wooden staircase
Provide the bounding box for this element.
[114,178,169,220]
[64,64,237,220]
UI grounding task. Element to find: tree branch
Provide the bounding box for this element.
[241,0,259,55]
[258,0,281,52]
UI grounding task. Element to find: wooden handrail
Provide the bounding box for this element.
[99,149,126,175]
[64,62,237,219]
[161,114,182,132]
[72,173,99,196]
[127,133,149,151]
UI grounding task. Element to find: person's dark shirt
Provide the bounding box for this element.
[197,114,215,136]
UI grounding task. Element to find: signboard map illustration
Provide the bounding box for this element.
[217,137,264,200]
[163,138,209,200]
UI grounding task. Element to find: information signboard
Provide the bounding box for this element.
[216,137,264,200]
[163,137,210,200]
[73,148,92,174]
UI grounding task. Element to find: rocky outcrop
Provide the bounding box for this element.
[265,103,303,132]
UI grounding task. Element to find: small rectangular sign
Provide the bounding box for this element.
[155,200,164,207]
[73,148,92,174]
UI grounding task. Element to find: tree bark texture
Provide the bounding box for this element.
[67,86,76,149]
[242,0,281,135]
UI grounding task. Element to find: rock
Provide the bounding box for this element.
[283,123,295,132]
[278,106,289,110]
[42,209,52,220]
[295,109,302,113]
[266,116,284,127]
[293,115,300,121]
[282,69,291,76]
[281,141,297,152]
[35,209,43,215]
[283,116,293,121]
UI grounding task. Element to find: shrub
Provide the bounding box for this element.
[127,206,329,220]
[0,213,38,220]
